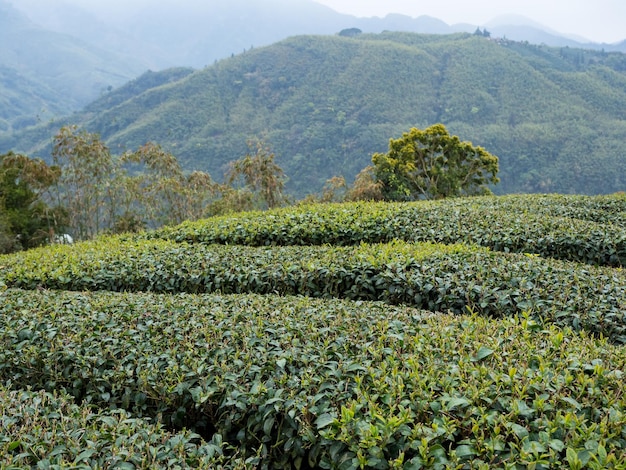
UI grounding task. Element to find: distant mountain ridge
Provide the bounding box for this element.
[7,0,626,69]
[3,32,625,198]
[2,0,624,132]
[0,0,148,133]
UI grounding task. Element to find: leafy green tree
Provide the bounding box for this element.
[52,126,115,240]
[371,124,499,200]
[338,28,362,37]
[0,212,13,253]
[0,151,62,252]
[227,139,287,209]
[120,142,218,227]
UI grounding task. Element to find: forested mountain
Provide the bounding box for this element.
[3,0,624,137]
[3,33,626,196]
[0,0,149,133]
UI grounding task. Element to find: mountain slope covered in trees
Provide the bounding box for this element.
[0,0,149,133]
[3,32,626,196]
[4,0,624,138]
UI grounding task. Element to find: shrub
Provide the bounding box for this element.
[1,289,625,468]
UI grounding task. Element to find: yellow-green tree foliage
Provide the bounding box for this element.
[372,124,499,200]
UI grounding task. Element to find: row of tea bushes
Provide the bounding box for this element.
[0,385,238,469]
[0,238,477,294]
[1,238,624,343]
[460,193,626,226]
[1,289,625,468]
[143,195,626,267]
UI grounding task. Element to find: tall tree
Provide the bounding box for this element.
[227,139,287,209]
[52,127,221,236]
[52,126,115,240]
[0,151,61,252]
[121,142,218,227]
[371,124,499,200]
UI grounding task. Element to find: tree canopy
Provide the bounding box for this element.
[226,139,287,209]
[45,126,288,243]
[0,151,61,252]
[371,124,499,200]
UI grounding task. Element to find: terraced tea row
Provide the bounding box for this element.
[1,289,625,468]
[144,194,626,267]
[0,386,232,469]
[1,238,624,343]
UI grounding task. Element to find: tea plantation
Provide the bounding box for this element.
[1,194,625,469]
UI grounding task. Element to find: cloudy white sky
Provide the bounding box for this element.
[314,0,626,44]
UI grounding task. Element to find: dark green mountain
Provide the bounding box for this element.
[3,32,626,196]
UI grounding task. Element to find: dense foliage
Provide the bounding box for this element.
[2,33,625,197]
[146,194,626,267]
[0,151,61,252]
[2,236,624,344]
[1,193,625,468]
[371,124,499,200]
[0,385,229,468]
[1,126,291,251]
[1,289,626,468]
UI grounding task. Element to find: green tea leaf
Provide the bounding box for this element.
[445,397,470,411]
[315,413,335,429]
[472,346,495,362]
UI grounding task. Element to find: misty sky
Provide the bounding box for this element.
[11,0,625,44]
[314,0,626,44]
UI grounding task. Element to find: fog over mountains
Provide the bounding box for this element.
[3,0,624,131]
[7,0,626,70]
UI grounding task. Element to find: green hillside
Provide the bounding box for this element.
[2,32,626,196]
[0,65,67,132]
[1,194,626,467]
[0,0,148,134]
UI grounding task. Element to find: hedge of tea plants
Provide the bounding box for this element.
[1,289,626,469]
[1,194,625,468]
[1,238,624,343]
[0,385,238,469]
[144,194,626,267]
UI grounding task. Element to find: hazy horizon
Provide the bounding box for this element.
[6,0,625,44]
[314,0,626,44]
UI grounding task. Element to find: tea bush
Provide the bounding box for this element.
[1,238,624,343]
[144,194,626,267]
[1,193,625,468]
[1,289,625,468]
[0,385,238,468]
